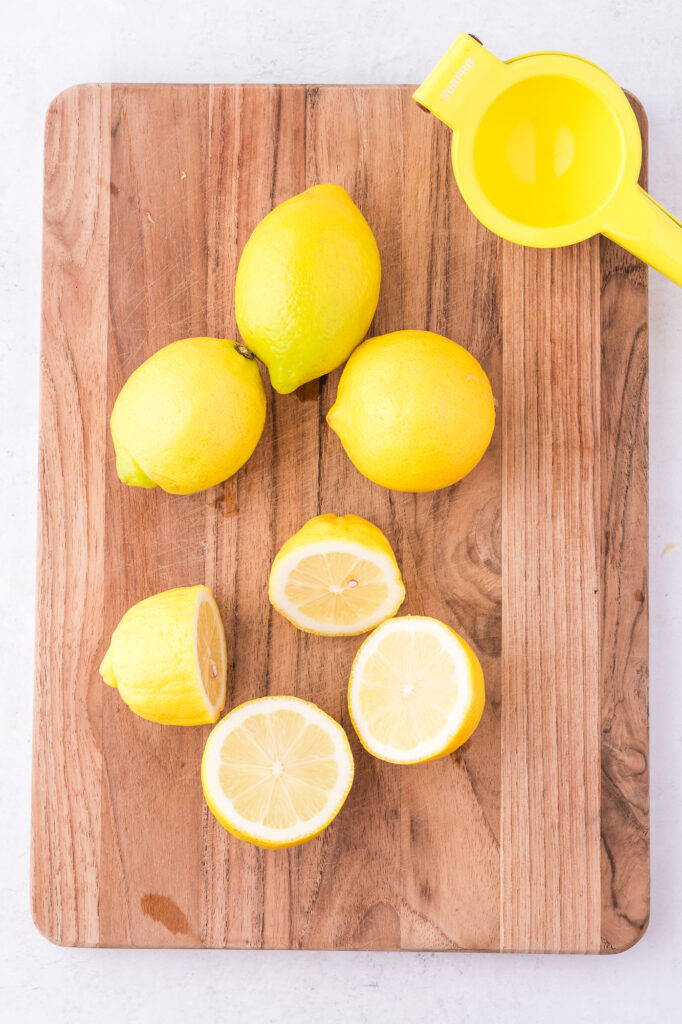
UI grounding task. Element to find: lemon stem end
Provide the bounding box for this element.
[99,647,118,688]
[114,444,157,489]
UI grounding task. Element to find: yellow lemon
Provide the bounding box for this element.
[269,513,405,636]
[235,184,381,394]
[201,696,354,848]
[110,337,266,494]
[327,330,495,492]
[100,585,226,726]
[347,615,485,764]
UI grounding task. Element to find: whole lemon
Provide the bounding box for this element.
[326,330,495,492]
[110,337,266,495]
[235,184,381,394]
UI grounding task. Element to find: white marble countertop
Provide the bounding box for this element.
[2,0,681,1019]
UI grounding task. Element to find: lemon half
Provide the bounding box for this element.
[100,585,227,726]
[202,696,354,848]
[269,513,405,635]
[348,615,485,764]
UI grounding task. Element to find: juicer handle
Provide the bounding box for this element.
[412,33,508,129]
[602,184,682,287]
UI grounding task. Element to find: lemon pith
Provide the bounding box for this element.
[110,337,266,495]
[327,329,495,492]
[347,615,485,764]
[269,513,405,635]
[100,585,227,726]
[202,696,354,848]
[235,184,381,394]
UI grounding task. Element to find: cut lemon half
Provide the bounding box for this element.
[202,696,354,848]
[99,585,227,726]
[348,615,485,764]
[269,513,405,635]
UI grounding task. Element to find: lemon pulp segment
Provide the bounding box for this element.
[202,696,354,848]
[269,514,405,635]
[348,615,485,764]
[195,589,227,711]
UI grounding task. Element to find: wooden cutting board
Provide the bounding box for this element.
[32,84,649,953]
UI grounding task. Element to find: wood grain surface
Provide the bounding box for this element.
[32,84,649,952]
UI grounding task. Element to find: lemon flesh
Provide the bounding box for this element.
[235,184,381,394]
[327,330,495,492]
[202,696,354,848]
[110,337,266,495]
[269,513,405,635]
[99,585,227,726]
[348,616,485,764]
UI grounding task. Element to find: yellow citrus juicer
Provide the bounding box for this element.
[414,34,682,286]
